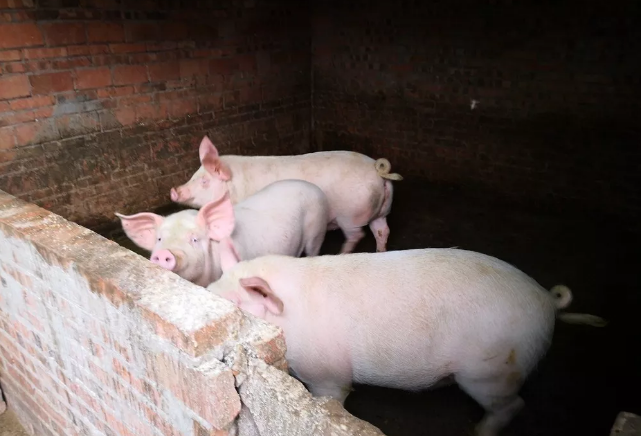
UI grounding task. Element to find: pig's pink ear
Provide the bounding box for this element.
[198,135,219,161]
[219,238,240,273]
[201,153,232,181]
[115,212,163,251]
[239,277,283,315]
[199,136,231,181]
[196,192,235,241]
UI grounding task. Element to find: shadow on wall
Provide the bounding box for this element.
[311,0,641,229]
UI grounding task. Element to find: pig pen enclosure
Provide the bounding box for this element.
[1,1,640,436]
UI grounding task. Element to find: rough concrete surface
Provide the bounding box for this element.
[239,358,384,436]
[610,412,641,436]
[0,408,29,436]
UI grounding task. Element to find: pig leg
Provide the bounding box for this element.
[456,373,525,436]
[308,383,353,405]
[336,214,366,253]
[368,217,390,252]
[304,232,325,257]
[338,226,365,254]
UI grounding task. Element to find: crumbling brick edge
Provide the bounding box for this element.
[0,189,384,436]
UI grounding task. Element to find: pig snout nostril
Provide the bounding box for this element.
[151,250,176,270]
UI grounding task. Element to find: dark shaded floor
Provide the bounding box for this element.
[100,177,641,436]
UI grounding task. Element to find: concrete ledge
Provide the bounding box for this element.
[239,358,385,436]
[0,188,387,435]
[610,412,641,436]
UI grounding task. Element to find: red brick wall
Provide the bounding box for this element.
[312,1,641,221]
[0,190,286,436]
[0,0,310,228]
[0,190,384,436]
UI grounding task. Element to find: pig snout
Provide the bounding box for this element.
[151,249,177,271]
[170,186,191,203]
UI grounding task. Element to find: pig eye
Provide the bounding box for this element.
[157,237,162,242]
[192,237,198,243]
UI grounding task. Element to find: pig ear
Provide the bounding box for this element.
[219,238,241,273]
[198,135,219,161]
[199,136,231,181]
[196,192,235,241]
[202,153,232,181]
[239,277,284,315]
[115,212,163,251]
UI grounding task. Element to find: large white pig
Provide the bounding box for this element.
[170,136,403,254]
[207,248,607,436]
[116,180,329,287]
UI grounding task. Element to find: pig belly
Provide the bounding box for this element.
[350,337,455,391]
[343,291,554,391]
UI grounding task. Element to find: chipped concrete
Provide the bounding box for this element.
[0,189,388,436]
[239,358,385,436]
[0,408,29,436]
[610,412,641,436]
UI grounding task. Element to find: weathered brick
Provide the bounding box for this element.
[67,45,91,56]
[0,0,34,8]
[135,103,167,122]
[109,43,146,54]
[0,23,43,49]
[149,61,180,82]
[113,65,148,85]
[87,22,124,43]
[14,120,58,146]
[75,67,112,90]
[146,352,240,429]
[0,109,38,125]
[168,98,197,118]
[23,47,68,60]
[209,58,238,75]
[23,60,52,72]
[125,22,159,42]
[9,95,54,111]
[3,62,26,74]
[51,57,92,70]
[112,107,135,127]
[56,113,101,138]
[96,86,134,98]
[68,44,109,57]
[0,126,15,150]
[160,22,190,40]
[0,75,30,100]
[42,22,87,46]
[180,59,209,78]
[30,72,74,95]
[0,50,22,61]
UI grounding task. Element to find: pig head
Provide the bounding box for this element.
[170,136,232,208]
[115,192,241,287]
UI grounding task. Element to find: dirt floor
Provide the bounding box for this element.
[102,177,641,436]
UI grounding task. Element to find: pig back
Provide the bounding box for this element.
[223,151,386,224]
[229,180,329,261]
